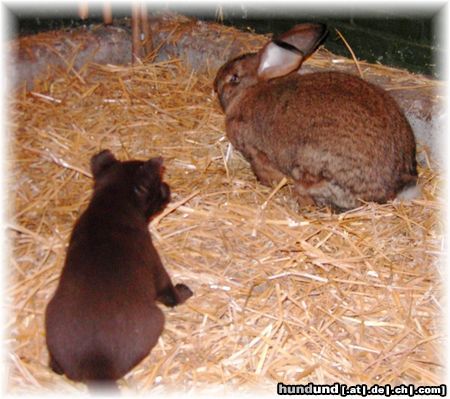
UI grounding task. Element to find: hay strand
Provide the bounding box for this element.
[335,29,364,78]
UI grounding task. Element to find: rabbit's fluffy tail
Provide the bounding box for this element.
[395,183,422,202]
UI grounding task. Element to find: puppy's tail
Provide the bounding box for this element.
[81,354,120,395]
[86,379,120,396]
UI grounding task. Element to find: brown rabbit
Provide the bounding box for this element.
[214,23,418,211]
[45,150,192,392]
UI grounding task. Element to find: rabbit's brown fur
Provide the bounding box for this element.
[214,24,418,211]
[45,150,192,392]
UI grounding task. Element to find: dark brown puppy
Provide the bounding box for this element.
[45,150,192,392]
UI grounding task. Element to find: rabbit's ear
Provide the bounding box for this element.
[257,23,327,81]
[257,42,304,80]
[277,23,328,59]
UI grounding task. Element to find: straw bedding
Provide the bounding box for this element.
[6,25,444,394]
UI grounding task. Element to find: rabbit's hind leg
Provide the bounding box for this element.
[294,178,357,212]
[293,180,320,208]
[248,147,286,187]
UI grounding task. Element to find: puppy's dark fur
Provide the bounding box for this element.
[45,150,192,392]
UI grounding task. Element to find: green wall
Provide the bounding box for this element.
[218,14,441,78]
[8,4,445,78]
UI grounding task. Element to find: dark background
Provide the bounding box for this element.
[4,3,445,79]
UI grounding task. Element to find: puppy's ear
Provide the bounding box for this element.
[147,157,164,173]
[90,150,117,179]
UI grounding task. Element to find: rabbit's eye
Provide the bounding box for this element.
[229,74,240,84]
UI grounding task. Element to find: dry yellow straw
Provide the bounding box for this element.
[7,16,443,395]
[335,29,364,78]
